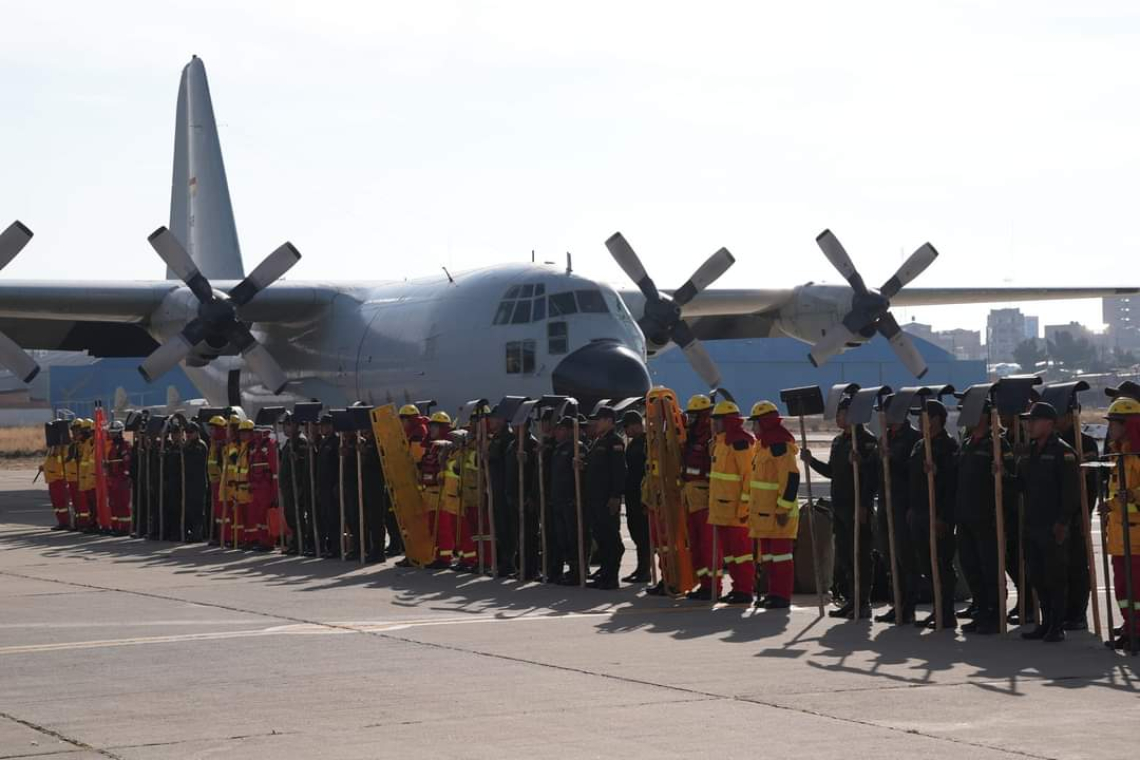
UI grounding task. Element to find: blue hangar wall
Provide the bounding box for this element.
[647,335,985,407]
[49,358,199,417]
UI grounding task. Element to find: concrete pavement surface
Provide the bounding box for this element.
[0,469,1135,760]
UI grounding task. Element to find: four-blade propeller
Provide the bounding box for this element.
[605,232,734,390]
[0,222,41,383]
[138,227,300,394]
[808,229,938,378]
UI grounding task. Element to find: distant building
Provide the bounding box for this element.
[1044,321,1095,345]
[903,321,982,361]
[1103,296,1140,350]
[1024,316,1039,340]
[986,308,1027,362]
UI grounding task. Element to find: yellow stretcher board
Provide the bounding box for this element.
[370,404,435,566]
[645,389,697,594]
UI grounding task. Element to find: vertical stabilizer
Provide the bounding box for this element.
[168,56,245,280]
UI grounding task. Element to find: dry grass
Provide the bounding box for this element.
[0,426,46,458]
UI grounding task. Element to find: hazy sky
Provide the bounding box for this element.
[3,1,1138,337]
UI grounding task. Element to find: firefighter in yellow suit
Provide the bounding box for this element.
[44,438,69,529]
[704,400,756,605]
[744,401,801,610]
[224,420,254,547]
[77,420,98,533]
[1104,397,1140,649]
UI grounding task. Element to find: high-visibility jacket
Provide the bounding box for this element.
[441,450,464,516]
[460,448,480,512]
[43,447,65,483]
[64,443,80,484]
[1107,445,1140,557]
[207,440,225,485]
[745,440,800,539]
[708,420,755,527]
[105,438,131,479]
[78,439,97,491]
[682,416,712,513]
[225,443,251,504]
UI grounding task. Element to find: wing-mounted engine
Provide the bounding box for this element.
[773,283,854,347]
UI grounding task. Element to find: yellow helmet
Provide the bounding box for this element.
[429,411,452,425]
[398,404,419,417]
[238,419,255,431]
[228,414,242,425]
[686,394,713,413]
[1107,397,1140,420]
[81,418,94,430]
[208,415,226,427]
[711,400,740,417]
[70,418,83,428]
[748,401,779,419]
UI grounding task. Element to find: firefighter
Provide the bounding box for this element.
[583,406,626,590]
[104,421,132,536]
[1056,407,1100,631]
[801,395,878,619]
[906,400,959,629]
[393,405,428,566]
[682,395,715,600]
[280,412,314,556]
[64,419,85,529]
[699,400,754,604]
[622,410,650,584]
[181,422,209,542]
[206,416,227,544]
[44,429,69,530]
[1014,402,1080,642]
[315,413,340,558]
[77,419,98,534]
[874,412,923,624]
[162,422,186,541]
[1103,397,1140,649]
[356,422,388,563]
[506,415,540,579]
[440,429,470,569]
[247,427,276,550]
[416,411,454,569]
[954,403,1012,634]
[745,401,800,609]
[224,420,254,548]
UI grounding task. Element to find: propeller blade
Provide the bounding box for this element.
[877,312,929,378]
[880,243,938,299]
[605,232,659,301]
[241,342,289,395]
[0,221,33,271]
[138,332,197,383]
[808,323,856,368]
[815,229,867,295]
[670,319,723,389]
[229,242,302,306]
[672,247,735,307]
[148,227,213,303]
[0,330,39,383]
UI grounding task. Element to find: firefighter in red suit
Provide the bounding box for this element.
[682,395,715,600]
[206,416,227,544]
[421,411,455,569]
[105,421,133,536]
[64,419,87,529]
[43,434,70,530]
[394,405,429,567]
[246,427,277,549]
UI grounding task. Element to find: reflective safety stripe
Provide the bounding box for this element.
[710,472,741,482]
[759,553,774,561]
[723,553,754,564]
[741,494,751,503]
[1118,600,1140,610]
[770,553,794,563]
[696,566,709,577]
[777,498,798,511]
[749,480,779,491]
[685,467,704,476]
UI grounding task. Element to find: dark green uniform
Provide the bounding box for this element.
[906,428,959,625]
[584,429,626,587]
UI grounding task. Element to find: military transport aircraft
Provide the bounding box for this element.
[0,57,1133,414]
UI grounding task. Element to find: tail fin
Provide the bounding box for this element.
[168,56,245,280]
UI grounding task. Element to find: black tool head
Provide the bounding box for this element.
[779,385,824,418]
[255,406,286,426]
[846,385,892,426]
[1038,380,1090,415]
[348,405,374,431]
[956,382,998,429]
[823,383,861,421]
[330,409,354,433]
[292,401,323,424]
[994,375,1043,417]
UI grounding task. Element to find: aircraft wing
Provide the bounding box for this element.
[890,286,1140,307]
[0,281,346,357]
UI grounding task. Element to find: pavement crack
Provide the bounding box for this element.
[0,710,124,759]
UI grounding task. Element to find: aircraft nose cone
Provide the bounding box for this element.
[552,340,651,407]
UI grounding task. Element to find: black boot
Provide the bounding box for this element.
[829,602,854,619]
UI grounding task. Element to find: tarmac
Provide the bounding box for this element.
[0,468,1136,760]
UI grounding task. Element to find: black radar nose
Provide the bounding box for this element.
[552,340,651,407]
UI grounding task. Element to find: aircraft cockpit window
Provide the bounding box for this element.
[511,300,532,324]
[576,290,608,314]
[506,340,536,374]
[493,301,514,325]
[505,285,521,299]
[534,284,545,296]
[532,297,546,321]
[548,321,568,354]
[493,284,549,325]
[519,284,534,298]
[548,292,577,316]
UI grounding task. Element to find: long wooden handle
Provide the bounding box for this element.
[1071,410,1102,640]
[798,416,825,617]
[573,421,586,587]
[921,412,942,631]
[879,413,903,624]
[338,453,347,560]
[517,428,526,581]
[991,408,1008,635]
[850,424,862,620]
[357,444,366,565]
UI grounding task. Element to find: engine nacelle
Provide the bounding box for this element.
[773,284,861,347]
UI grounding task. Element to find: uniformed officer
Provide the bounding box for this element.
[548,416,578,584]
[506,416,540,579]
[356,423,388,564]
[486,407,515,576]
[181,423,209,542]
[1056,407,1099,631]
[583,406,626,590]
[280,412,314,556]
[622,410,650,584]
[1014,402,1081,642]
[162,422,185,541]
[801,396,878,619]
[315,413,341,558]
[745,401,799,609]
[907,399,959,629]
[954,403,1012,634]
[874,413,922,624]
